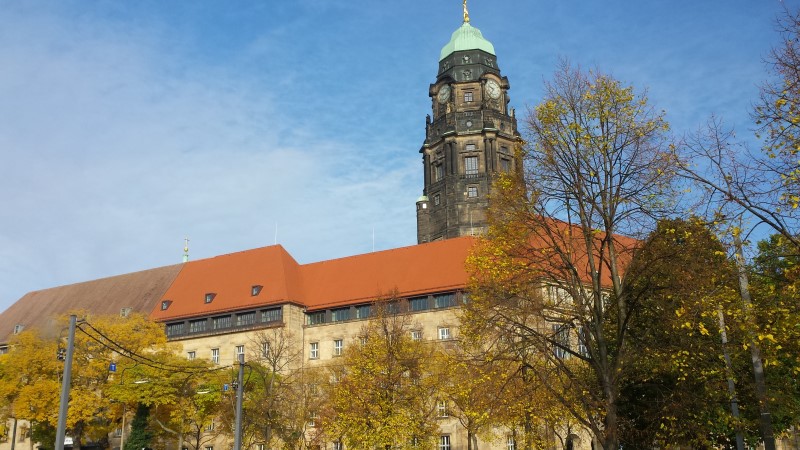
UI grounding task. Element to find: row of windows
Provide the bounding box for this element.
[308,327,451,359]
[166,307,282,337]
[305,293,464,326]
[188,344,248,364]
[432,153,512,182]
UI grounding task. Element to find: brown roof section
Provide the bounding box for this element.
[301,237,474,310]
[151,245,305,322]
[0,264,183,344]
[151,238,475,321]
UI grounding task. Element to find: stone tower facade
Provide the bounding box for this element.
[416,16,522,243]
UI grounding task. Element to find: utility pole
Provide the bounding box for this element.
[233,353,245,450]
[55,315,77,450]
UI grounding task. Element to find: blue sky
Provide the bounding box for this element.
[0,0,793,313]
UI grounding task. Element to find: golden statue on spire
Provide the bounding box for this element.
[463,0,470,23]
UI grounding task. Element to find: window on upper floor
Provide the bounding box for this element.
[409,296,428,312]
[465,143,476,151]
[309,342,319,359]
[437,400,448,417]
[307,311,326,325]
[411,330,423,341]
[434,163,444,181]
[235,345,245,361]
[236,311,256,326]
[464,91,473,102]
[308,411,318,428]
[334,339,343,356]
[189,319,207,333]
[331,308,350,322]
[211,348,220,364]
[467,185,478,198]
[552,324,570,359]
[166,323,184,337]
[13,324,24,335]
[465,156,479,176]
[355,304,372,319]
[438,327,451,340]
[434,293,456,309]
[187,351,196,360]
[262,307,282,323]
[212,315,231,330]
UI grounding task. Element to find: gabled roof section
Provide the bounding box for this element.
[151,245,304,321]
[0,264,183,344]
[301,237,474,310]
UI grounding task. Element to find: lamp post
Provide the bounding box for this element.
[233,353,245,450]
[55,315,78,450]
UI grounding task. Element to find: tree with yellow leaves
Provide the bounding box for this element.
[464,61,675,450]
[322,300,441,450]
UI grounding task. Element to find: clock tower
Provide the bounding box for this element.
[416,4,522,243]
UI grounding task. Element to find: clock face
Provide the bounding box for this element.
[437,85,451,103]
[486,80,501,99]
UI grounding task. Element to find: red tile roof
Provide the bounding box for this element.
[150,237,475,321]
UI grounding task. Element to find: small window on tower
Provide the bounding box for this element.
[467,186,478,198]
[434,163,444,181]
[464,91,473,102]
[434,194,441,206]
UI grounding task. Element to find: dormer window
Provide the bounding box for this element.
[13,324,24,335]
[161,300,172,311]
[205,293,216,304]
[120,307,132,318]
[251,285,263,296]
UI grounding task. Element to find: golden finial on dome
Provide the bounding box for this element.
[463,0,470,23]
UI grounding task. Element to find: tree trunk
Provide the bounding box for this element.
[733,233,775,450]
[602,379,618,450]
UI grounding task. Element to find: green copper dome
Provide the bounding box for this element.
[439,22,496,61]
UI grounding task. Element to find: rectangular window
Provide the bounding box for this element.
[434,194,441,206]
[438,327,451,340]
[467,186,478,198]
[411,330,422,341]
[211,348,220,364]
[187,351,196,360]
[307,311,326,325]
[465,156,478,176]
[334,339,343,356]
[308,412,318,428]
[434,293,456,309]
[262,307,282,323]
[439,436,451,450]
[355,304,372,319]
[464,91,473,102]
[552,324,570,359]
[437,400,448,417]
[501,157,511,173]
[578,327,589,357]
[507,436,516,450]
[331,308,350,322]
[189,319,207,333]
[434,163,444,181]
[114,427,122,437]
[262,342,270,358]
[409,296,428,312]
[310,342,319,359]
[236,312,256,326]
[386,302,400,315]
[332,441,343,450]
[256,445,265,450]
[212,315,231,330]
[466,143,476,151]
[235,345,245,361]
[166,323,184,337]
[205,447,214,450]
[204,422,215,432]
